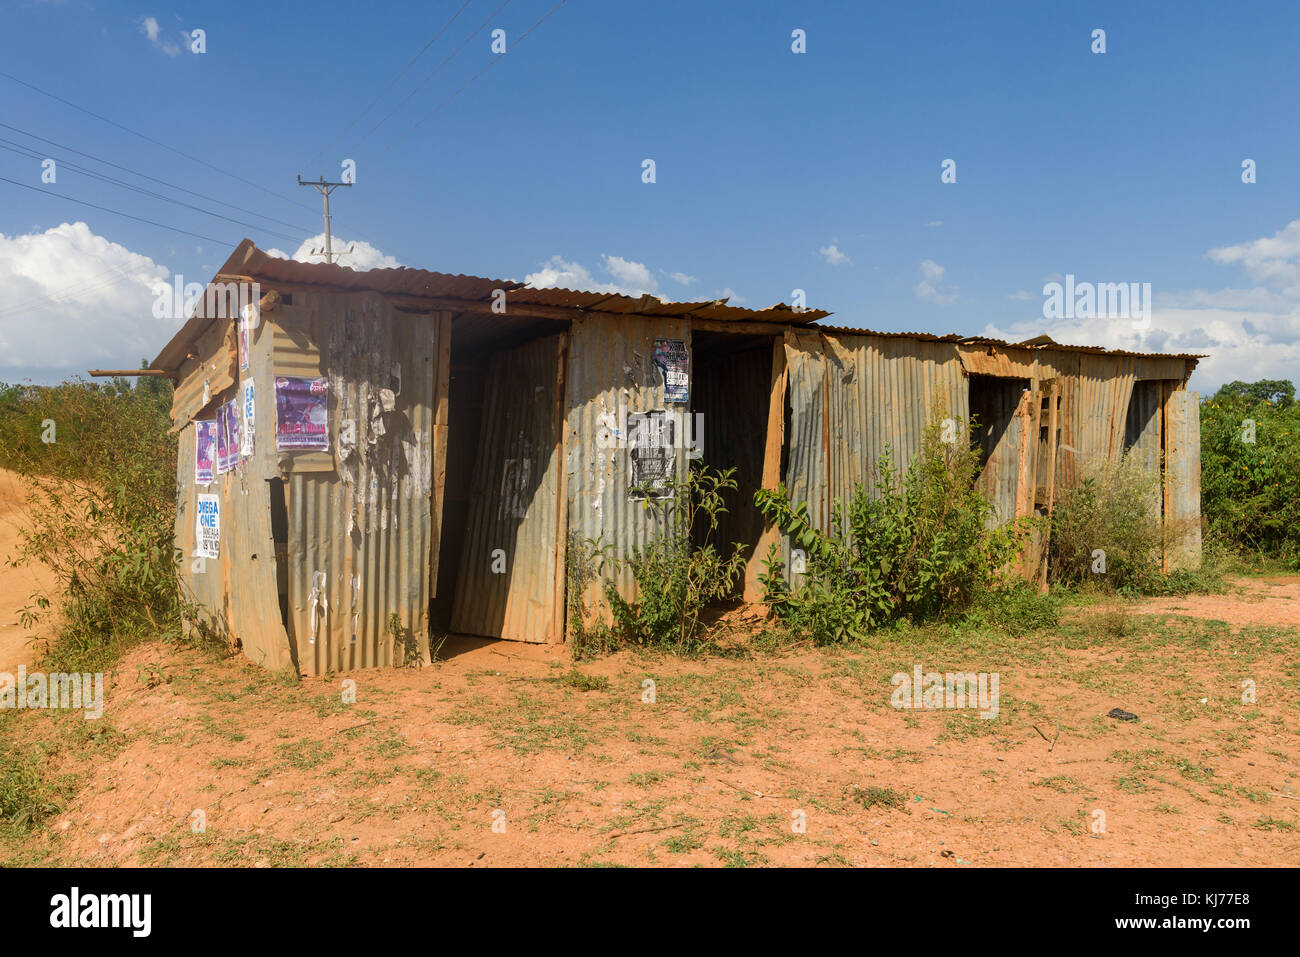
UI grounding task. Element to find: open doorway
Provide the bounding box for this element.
[690,330,776,597]
[432,318,568,642]
[968,373,1030,523]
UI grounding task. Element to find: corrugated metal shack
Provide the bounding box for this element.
[149,240,1203,673]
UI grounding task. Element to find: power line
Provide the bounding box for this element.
[0,268,139,322]
[356,0,516,150]
[377,0,568,159]
[0,174,233,244]
[0,138,304,242]
[0,68,315,213]
[307,0,476,167]
[0,121,313,234]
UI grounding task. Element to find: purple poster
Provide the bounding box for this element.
[275,376,329,451]
[217,399,240,474]
[194,419,216,485]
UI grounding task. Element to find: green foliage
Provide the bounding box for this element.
[603,465,749,653]
[967,581,1062,634]
[0,371,180,671]
[754,418,1021,643]
[1048,455,1163,591]
[1200,379,1300,566]
[565,534,618,659]
[0,744,61,833]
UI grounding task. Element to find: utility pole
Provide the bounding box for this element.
[296,174,352,264]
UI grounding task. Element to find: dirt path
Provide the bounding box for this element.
[1132,576,1300,627]
[7,604,1297,868]
[0,468,55,672]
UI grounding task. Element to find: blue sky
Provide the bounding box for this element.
[2,0,1299,390]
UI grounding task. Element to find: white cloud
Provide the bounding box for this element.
[983,222,1300,389]
[916,259,957,304]
[525,254,660,297]
[1007,290,1034,301]
[0,222,170,381]
[1207,220,1300,296]
[924,220,944,228]
[716,287,746,304]
[265,235,400,271]
[919,259,945,281]
[664,270,696,286]
[140,15,182,56]
[819,244,850,266]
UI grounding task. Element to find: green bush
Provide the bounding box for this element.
[754,419,1022,643]
[603,465,749,653]
[1048,454,1163,591]
[0,372,180,671]
[1200,379,1300,567]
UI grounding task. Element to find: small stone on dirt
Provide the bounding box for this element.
[1107,708,1139,721]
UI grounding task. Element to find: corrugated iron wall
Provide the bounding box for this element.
[272,291,441,674]
[783,327,969,523]
[970,375,1028,525]
[451,333,565,641]
[1124,379,1163,474]
[565,315,691,605]
[174,311,294,671]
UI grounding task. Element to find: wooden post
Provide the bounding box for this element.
[744,335,788,603]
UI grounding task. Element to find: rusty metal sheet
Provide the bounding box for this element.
[564,315,691,609]
[169,319,235,432]
[174,314,294,671]
[451,334,565,641]
[780,328,969,585]
[957,343,1036,379]
[277,290,439,674]
[152,241,827,373]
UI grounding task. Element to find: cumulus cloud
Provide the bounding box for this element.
[819,244,850,266]
[265,235,400,271]
[987,221,1300,389]
[915,259,957,304]
[664,270,696,286]
[0,222,171,381]
[1207,220,1300,296]
[525,254,660,297]
[140,15,183,56]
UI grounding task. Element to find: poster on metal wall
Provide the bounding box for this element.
[195,493,220,560]
[194,419,216,485]
[241,380,255,459]
[627,410,675,499]
[216,398,240,474]
[274,376,330,451]
[653,338,689,403]
[237,314,250,372]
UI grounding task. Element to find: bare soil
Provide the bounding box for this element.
[3,577,1297,867]
[0,468,56,673]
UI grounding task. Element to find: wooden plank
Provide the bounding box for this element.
[743,336,789,603]
[428,311,452,602]
[1163,386,1203,570]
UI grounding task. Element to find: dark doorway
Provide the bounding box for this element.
[968,373,1028,474]
[690,330,776,596]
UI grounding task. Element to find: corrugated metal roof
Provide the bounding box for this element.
[809,324,1206,363]
[152,240,830,373]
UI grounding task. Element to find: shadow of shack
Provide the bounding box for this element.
[146,240,1205,674]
